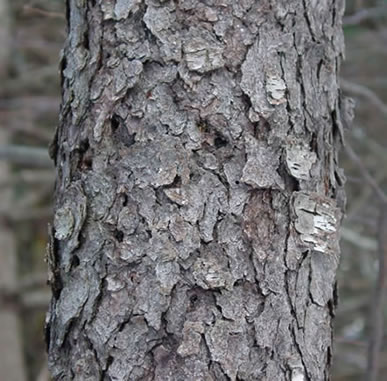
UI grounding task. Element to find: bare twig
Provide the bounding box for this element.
[335,337,368,347]
[0,169,53,188]
[341,226,377,251]
[6,122,53,142]
[343,141,387,381]
[366,207,387,381]
[341,79,387,118]
[351,127,387,162]
[0,287,50,310]
[0,66,59,96]
[343,6,387,26]
[344,143,387,205]
[346,168,387,222]
[19,273,48,290]
[0,144,52,168]
[1,207,52,221]
[22,5,64,20]
[20,290,50,309]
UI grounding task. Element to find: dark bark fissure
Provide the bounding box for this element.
[47,1,346,380]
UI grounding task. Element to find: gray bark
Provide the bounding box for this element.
[47,1,346,380]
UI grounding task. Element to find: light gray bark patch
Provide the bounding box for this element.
[164,187,190,206]
[107,316,155,381]
[173,171,226,229]
[217,216,255,282]
[242,135,284,190]
[130,186,156,226]
[62,2,94,126]
[71,347,101,381]
[169,214,200,260]
[144,3,182,62]
[223,155,250,216]
[243,190,276,262]
[310,251,338,307]
[240,27,291,120]
[237,346,267,380]
[87,286,135,350]
[177,321,204,357]
[193,243,234,290]
[253,294,286,349]
[183,26,225,73]
[156,260,180,295]
[153,347,210,381]
[262,256,287,295]
[53,181,87,271]
[215,282,263,321]
[54,206,74,241]
[286,140,317,181]
[114,17,151,60]
[294,256,311,329]
[149,84,187,136]
[205,319,249,381]
[118,232,148,263]
[113,58,143,97]
[266,74,287,105]
[117,202,139,236]
[285,229,305,271]
[90,72,112,101]
[220,16,255,70]
[165,285,189,336]
[114,0,141,20]
[55,268,89,346]
[134,274,170,330]
[122,136,189,188]
[301,304,332,380]
[199,192,222,243]
[293,192,341,254]
[83,170,116,220]
[101,0,115,20]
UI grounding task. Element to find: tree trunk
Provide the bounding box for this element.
[47,1,346,380]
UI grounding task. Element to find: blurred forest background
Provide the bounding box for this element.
[0,0,386,380]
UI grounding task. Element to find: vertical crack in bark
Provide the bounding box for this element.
[301,0,316,42]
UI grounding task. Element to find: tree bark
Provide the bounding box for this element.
[47,1,346,380]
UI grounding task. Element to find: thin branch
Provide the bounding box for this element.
[0,207,52,221]
[335,337,368,347]
[366,207,387,381]
[346,168,387,222]
[4,121,53,142]
[19,274,48,290]
[0,287,50,310]
[0,144,52,168]
[0,66,59,96]
[9,187,51,211]
[351,126,387,162]
[20,290,50,310]
[343,6,387,26]
[341,226,377,251]
[343,141,387,381]
[0,170,54,188]
[22,5,65,20]
[341,79,387,118]
[344,143,387,205]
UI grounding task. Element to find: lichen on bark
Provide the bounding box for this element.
[47,1,346,380]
